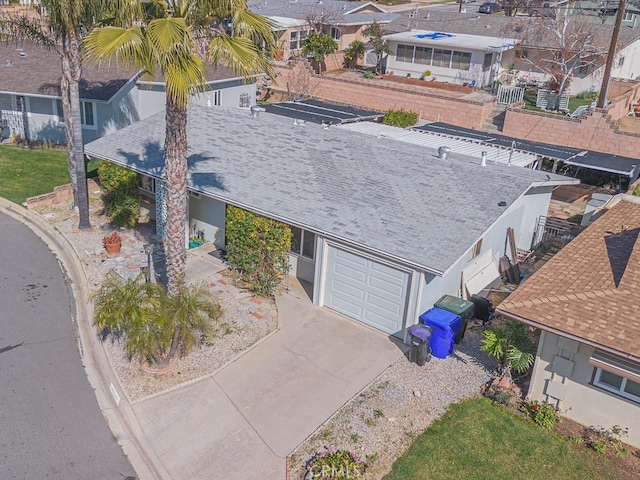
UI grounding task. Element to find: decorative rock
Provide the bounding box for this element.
[413,390,422,398]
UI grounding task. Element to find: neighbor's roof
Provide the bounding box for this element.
[248,0,398,25]
[84,105,574,274]
[382,30,519,51]
[385,11,640,51]
[498,197,640,361]
[0,40,138,101]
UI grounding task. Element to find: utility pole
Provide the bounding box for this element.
[597,0,626,108]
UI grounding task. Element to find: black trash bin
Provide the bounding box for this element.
[408,324,432,366]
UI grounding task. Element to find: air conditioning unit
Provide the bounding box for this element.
[0,119,8,128]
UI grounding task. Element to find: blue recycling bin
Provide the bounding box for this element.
[419,307,462,359]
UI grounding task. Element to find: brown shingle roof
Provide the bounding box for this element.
[498,198,640,361]
[0,41,139,101]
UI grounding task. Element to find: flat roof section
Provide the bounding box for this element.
[413,123,639,177]
[382,30,519,52]
[263,99,382,125]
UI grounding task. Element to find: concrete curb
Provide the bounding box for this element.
[0,199,170,480]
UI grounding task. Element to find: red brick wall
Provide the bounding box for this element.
[271,65,495,129]
[26,179,100,210]
[502,80,640,157]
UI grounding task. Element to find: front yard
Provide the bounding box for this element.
[384,397,639,480]
[0,145,100,204]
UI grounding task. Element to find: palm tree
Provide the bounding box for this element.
[93,271,223,367]
[481,320,535,380]
[84,0,275,296]
[1,0,114,230]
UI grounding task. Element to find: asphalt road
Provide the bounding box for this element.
[0,212,136,479]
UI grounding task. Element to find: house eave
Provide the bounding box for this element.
[497,309,640,364]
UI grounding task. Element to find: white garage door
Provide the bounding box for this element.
[324,246,410,335]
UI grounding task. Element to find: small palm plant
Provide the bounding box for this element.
[92,271,223,368]
[481,320,535,380]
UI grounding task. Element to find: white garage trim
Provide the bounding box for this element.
[321,242,411,336]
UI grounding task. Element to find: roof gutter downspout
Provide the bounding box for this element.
[497,309,640,364]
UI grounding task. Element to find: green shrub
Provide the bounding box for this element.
[382,109,418,128]
[98,162,140,227]
[634,184,640,196]
[362,71,375,80]
[343,40,365,69]
[306,446,367,479]
[522,400,562,429]
[576,91,598,101]
[225,206,291,296]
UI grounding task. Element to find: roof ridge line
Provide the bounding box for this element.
[502,287,627,309]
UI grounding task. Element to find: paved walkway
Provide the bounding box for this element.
[131,293,404,478]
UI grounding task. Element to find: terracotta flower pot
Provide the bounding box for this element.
[105,242,121,254]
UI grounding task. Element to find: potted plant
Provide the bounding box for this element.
[103,231,122,254]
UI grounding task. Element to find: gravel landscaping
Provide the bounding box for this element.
[32,190,277,403]
[33,187,496,476]
[289,325,494,479]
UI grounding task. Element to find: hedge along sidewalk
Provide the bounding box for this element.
[0,198,169,480]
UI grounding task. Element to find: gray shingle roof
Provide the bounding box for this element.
[84,105,573,273]
[385,11,640,50]
[248,0,398,24]
[0,41,138,101]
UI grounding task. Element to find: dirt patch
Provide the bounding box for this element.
[553,418,640,480]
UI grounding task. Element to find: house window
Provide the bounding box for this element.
[451,51,472,70]
[139,174,156,194]
[623,11,634,21]
[239,92,250,108]
[594,368,640,403]
[16,95,26,112]
[414,46,433,65]
[468,239,482,260]
[330,27,342,41]
[432,49,452,68]
[80,101,95,127]
[397,44,414,62]
[290,226,316,259]
[289,30,309,51]
[618,56,625,67]
[55,98,64,123]
[483,52,493,71]
[212,90,221,106]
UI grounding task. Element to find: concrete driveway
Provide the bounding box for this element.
[132,293,404,479]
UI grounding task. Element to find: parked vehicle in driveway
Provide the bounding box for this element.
[478,2,503,13]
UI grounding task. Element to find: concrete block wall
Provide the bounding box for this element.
[272,65,495,130]
[503,80,640,157]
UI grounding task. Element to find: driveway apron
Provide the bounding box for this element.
[132,293,403,477]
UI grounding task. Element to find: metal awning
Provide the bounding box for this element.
[412,122,639,179]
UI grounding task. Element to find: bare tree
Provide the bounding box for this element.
[497,0,534,17]
[286,58,318,100]
[304,5,341,34]
[514,11,604,109]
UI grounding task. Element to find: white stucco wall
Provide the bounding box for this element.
[188,195,226,248]
[530,331,640,448]
[414,184,553,321]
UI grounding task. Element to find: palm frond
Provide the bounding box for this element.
[84,25,149,69]
[507,347,534,374]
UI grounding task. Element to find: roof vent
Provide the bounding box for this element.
[250,105,265,118]
[19,51,27,58]
[5,60,12,67]
[481,151,487,166]
[438,146,451,160]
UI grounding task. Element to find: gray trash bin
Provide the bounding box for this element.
[408,325,432,366]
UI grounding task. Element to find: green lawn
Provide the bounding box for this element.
[384,397,625,480]
[0,145,101,204]
[522,93,593,115]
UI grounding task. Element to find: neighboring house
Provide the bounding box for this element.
[498,195,640,447]
[381,30,519,89]
[84,104,577,340]
[385,11,640,94]
[248,0,398,61]
[0,41,258,143]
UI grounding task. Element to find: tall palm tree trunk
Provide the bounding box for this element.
[164,97,188,296]
[60,33,91,230]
